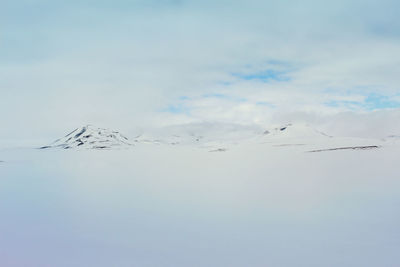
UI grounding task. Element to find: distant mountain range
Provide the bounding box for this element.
[39,123,383,152]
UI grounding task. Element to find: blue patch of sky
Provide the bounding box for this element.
[255,101,276,108]
[324,100,362,110]
[265,59,293,67]
[216,81,233,86]
[202,93,247,103]
[323,86,385,96]
[325,93,400,110]
[364,93,400,109]
[232,69,291,83]
[161,103,190,114]
[202,93,227,98]
[163,93,250,114]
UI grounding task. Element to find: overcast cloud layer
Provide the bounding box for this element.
[1,0,400,139]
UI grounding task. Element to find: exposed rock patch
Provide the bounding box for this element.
[308,146,380,153]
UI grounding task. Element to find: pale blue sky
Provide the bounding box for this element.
[1,0,400,139]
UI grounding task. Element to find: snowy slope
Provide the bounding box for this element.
[37,122,387,153]
[261,123,331,139]
[254,123,384,152]
[40,125,132,149]
[1,133,400,267]
[133,122,263,150]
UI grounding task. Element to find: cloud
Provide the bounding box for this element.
[1,0,400,139]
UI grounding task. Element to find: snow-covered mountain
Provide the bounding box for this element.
[257,123,383,151]
[129,123,332,149]
[133,122,263,147]
[261,123,331,139]
[37,122,384,153]
[40,125,132,150]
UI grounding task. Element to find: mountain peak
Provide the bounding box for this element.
[40,125,132,150]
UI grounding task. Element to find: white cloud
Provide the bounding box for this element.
[1,0,400,139]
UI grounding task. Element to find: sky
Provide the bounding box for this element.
[1,0,400,139]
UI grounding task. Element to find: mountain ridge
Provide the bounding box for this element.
[40,125,132,150]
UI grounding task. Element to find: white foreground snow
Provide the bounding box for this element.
[1,125,399,267]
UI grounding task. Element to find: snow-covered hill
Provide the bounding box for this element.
[37,122,386,153]
[40,125,132,150]
[253,123,385,152]
[133,122,263,148]
[261,123,331,139]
